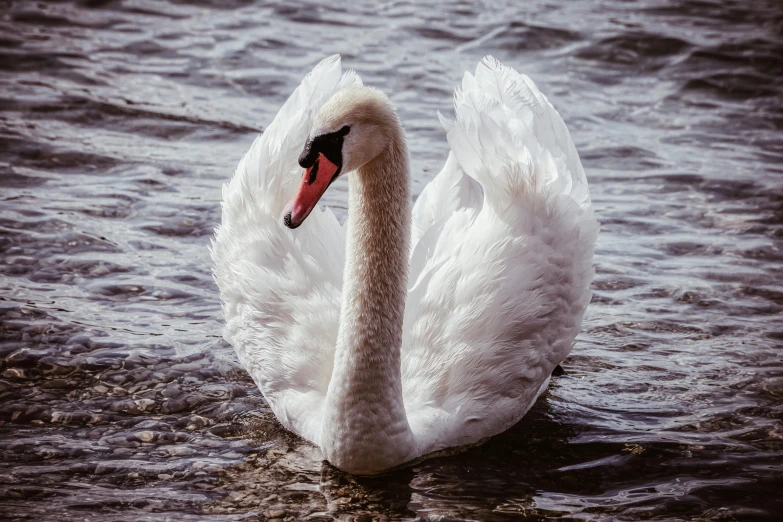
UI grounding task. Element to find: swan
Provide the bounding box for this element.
[211,55,598,475]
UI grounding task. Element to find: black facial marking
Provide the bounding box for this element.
[298,125,351,171]
[298,139,316,168]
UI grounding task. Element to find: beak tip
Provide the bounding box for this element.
[283,211,300,229]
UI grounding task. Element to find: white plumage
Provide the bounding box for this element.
[211,55,598,474]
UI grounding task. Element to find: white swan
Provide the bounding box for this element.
[211,55,598,475]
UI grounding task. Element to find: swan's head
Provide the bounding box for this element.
[283,85,400,229]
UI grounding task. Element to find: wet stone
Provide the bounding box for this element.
[6,349,44,367]
[2,368,26,379]
[165,445,197,457]
[41,379,70,389]
[162,383,181,398]
[132,430,156,443]
[66,334,91,347]
[104,436,140,448]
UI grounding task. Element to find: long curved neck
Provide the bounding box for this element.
[321,124,417,474]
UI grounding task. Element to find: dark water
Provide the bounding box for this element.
[1,0,782,520]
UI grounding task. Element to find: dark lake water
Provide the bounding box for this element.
[1,0,782,520]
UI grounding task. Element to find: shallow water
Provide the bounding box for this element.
[1,0,782,520]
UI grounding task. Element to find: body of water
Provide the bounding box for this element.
[1,0,782,520]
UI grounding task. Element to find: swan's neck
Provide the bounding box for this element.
[321,129,417,474]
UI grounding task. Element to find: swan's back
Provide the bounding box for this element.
[403,58,598,454]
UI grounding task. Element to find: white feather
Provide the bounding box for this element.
[211,55,358,443]
[212,55,598,468]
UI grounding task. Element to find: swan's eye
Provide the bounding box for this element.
[339,125,350,136]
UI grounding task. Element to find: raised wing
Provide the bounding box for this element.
[402,57,599,454]
[211,56,360,443]
[409,152,483,287]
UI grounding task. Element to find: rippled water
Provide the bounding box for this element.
[1,0,782,520]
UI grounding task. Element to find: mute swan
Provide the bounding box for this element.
[211,55,598,475]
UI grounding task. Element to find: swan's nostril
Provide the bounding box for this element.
[307,158,319,185]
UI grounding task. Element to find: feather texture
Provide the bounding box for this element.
[212,55,598,467]
[402,57,598,452]
[211,55,359,443]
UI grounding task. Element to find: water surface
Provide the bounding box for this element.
[1,0,782,520]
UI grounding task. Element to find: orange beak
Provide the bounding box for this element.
[283,152,341,229]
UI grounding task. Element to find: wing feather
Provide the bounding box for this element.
[211,56,360,444]
[402,57,598,454]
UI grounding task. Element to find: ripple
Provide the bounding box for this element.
[683,73,779,101]
[0,166,50,189]
[140,214,216,238]
[0,137,120,172]
[1,0,782,520]
[576,33,691,71]
[581,145,662,171]
[487,22,581,52]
